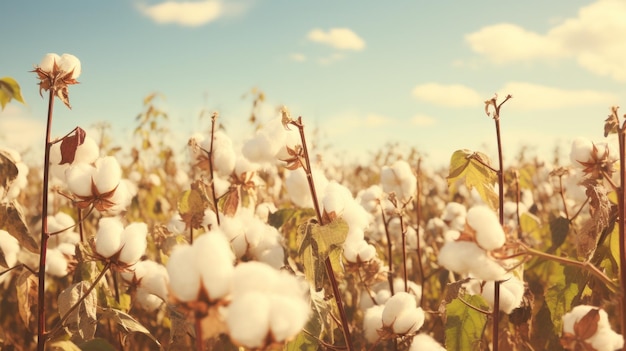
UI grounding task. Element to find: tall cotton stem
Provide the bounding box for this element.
[37,89,55,351]
[294,118,354,351]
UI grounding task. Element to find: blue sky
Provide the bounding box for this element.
[1,0,625,169]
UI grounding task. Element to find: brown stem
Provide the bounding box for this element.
[414,158,425,307]
[195,314,204,351]
[37,89,55,351]
[205,112,220,226]
[291,117,354,351]
[380,204,394,296]
[399,214,408,293]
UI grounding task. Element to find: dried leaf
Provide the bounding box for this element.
[0,202,38,253]
[604,107,620,137]
[16,268,37,331]
[58,281,98,342]
[0,149,19,194]
[101,308,161,348]
[178,181,209,230]
[574,308,600,341]
[59,127,86,165]
[219,186,239,217]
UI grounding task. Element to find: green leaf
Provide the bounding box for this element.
[545,265,580,335]
[447,150,498,209]
[549,215,570,250]
[177,181,209,230]
[268,208,316,229]
[445,294,489,351]
[297,218,348,289]
[0,77,25,110]
[58,281,98,342]
[77,338,117,351]
[0,201,38,253]
[101,308,161,348]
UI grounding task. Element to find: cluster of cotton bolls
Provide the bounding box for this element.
[437,205,524,313]
[561,305,623,351]
[94,217,148,269]
[241,115,300,165]
[121,260,169,311]
[215,208,286,269]
[359,278,422,312]
[49,135,135,215]
[363,291,425,343]
[0,146,29,202]
[226,261,310,348]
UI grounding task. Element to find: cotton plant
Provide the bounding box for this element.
[561,305,624,351]
[93,217,148,270]
[438,205,512,282]
[189,130,237,177]
[363,291,425,343]
[121,260,169,311]
[218,207,285,269]
[225,261,310,348]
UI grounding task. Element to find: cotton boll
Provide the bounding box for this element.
[441,202,466,231]
[268,294,310,342]
[65,163,95,197]
[285,168,328,208]
[363,305,384,343]
[242,133,275,164]
[72,136,99,164]
[562,305,624,351]
[438,241,507,281]
[45,248,69,277]
[382,292,418,327]
[167,245,201,302]
[135,289,164,311]
[118,223,148,266]
[570,137,594,167]
[381,160,416,201]
[0,230,19,268]
[235,154,260,177]
[59,53,81,79]
[104,179,134,215]
[255,202,277,222]
[227,291,271,348]
[481,275,525,314]
[343,239,376,263]
[358,185,383,213]
[93,156,122,194]
[467,206,506,250]
[213,177,230,198]
[39,53,60,73]
[392,306,425,334]
[410,333,446,351]
[194,231,235,300]
[232,261,277,294]
[443,230,460,242]
[47,212,79,248]
[209,131,236,177]
[136,261,169,302]
[95,217,124,258]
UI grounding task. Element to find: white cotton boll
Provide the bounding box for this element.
[467,205,506,250]
[39,53,60,73]
[468,253,508,282]
[268,294,310,342]
[45,248,69,277]
[364,305,385,343]
[201,209,219,231]
[219,215,247,256]
[95,217,124,258]
[213,177,230,198]
[137,261,169,302]
[443,229,460,242]
[167,214,186,234]
[563,305,624,351]
[242,133,275,164]
[285,168,329,208]
[570,137,594,167]
[210,131,237,177]
[392,306,425,334]
[255,202,277,222]
[59,53,81,79]
[73,136,99,164]
[227,292,271,348]
[118,223,148,266]
[65,163,95,197]
[410,333,446,351]
[135,289,164,311]
[232,261,277,294]
[381,160,416,201]
[103,179,134,215]
[481,275,525,314]
[255,244,285,269]
[441,202,466,231]
[358,185,384,212]
[194,231,235,300]
[167,245,201,302]
[0,230,19,268]
[438,240,507,281]
[343,239,376,263]
[235,154,260,177]
[174,169,189,187]
[47,212,79,248]
[93,156,122,194]
[382,292,418,327]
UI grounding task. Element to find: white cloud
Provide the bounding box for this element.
[411,114,436,126]
[499,82,618,109]
[465,0,626,81]
[412,81,618,110]
[289,53,306,62]
[412,83,483,108]
[137,0,252,26]
[308,28,366,51]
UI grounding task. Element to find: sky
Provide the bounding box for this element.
[1,0,625,169]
